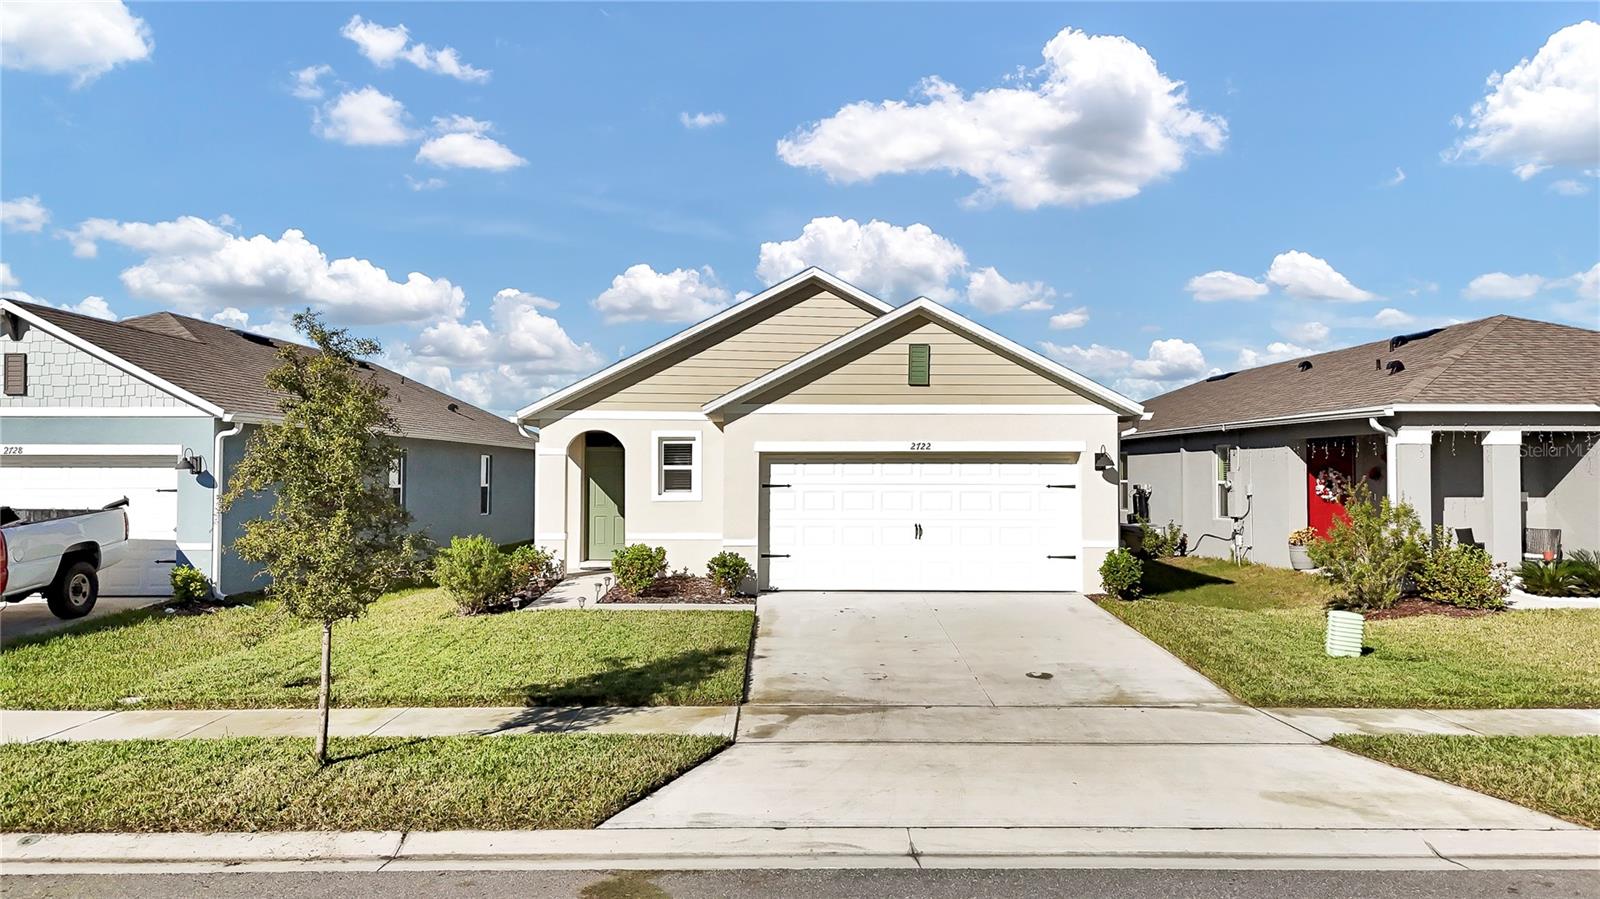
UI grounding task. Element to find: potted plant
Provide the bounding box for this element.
[1287,527,1318,570]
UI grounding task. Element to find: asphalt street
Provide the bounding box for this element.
[4,869,1597,899]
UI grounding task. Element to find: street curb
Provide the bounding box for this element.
[4,827,1596,873]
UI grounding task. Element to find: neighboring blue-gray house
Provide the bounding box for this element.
[0,298,536,597]
[1122,315,1599,570]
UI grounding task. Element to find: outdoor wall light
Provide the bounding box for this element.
[1094,445,1115,471]
[174,448,203,474]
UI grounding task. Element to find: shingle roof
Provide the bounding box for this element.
[8,300,532,449]
[1133,315,1600,437]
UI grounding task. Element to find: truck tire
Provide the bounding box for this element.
[45,560,99,619]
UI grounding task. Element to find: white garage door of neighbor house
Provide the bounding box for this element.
[0,463,180,596]
[763,456,1082,592]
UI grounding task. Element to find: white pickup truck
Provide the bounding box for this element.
[1,500,130,619]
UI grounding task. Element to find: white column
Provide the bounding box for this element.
[1390,429,1434,530]
[1482,430,1523,567]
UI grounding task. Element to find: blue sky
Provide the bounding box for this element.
[3,2,1596,412]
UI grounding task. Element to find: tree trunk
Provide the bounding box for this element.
[315,620,333,765]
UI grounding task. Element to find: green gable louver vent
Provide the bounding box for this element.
[908,343,931,387]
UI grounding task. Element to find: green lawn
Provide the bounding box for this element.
[0,589,753,709]
[1331,734,1600,828]
[1100,557,1600,708]
[0,734,725,832]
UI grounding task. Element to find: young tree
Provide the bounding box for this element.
[222,311,411,764]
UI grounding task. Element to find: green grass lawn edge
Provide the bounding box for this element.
[1329,734,1600,828]
[0,733,727,832]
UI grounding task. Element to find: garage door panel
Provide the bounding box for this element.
[763,455,1082,592]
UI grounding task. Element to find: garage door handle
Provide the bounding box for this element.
[761,553,790,559]
[1046,484,1076,489]
[1046,554,1078,560]
[156,488,178,493]
[761,483,790,488]
[914,523,922,540]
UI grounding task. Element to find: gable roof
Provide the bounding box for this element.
[2,298,534,449]
[702,297,1144,417]
[1132,315,1600,437]
[515,268,894,421]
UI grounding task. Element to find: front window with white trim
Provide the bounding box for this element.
[1214,445,1234,519]
[389,453,406,508]
[479,454,492,515]
[653,432,701,501]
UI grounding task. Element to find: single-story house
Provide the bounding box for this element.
[0,298,536,597]
[517,268,1143,594]
[1122,315,1599,568]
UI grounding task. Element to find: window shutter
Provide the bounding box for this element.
[907,344,931,387]
[3,354,24,396]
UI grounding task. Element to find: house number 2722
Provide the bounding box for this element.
[909,442,932,451]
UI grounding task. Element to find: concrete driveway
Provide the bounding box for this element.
[1,595,165,647]
[605,592,1571,831]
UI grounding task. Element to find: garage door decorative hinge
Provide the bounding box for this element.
[760,553,791,559]
[1046,554,1078,560]
[1045,483,1076,489]
[760,483,790,488]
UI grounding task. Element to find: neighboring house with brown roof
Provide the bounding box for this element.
[1122,315,1600,569]
[518,268,1144,594]
[0,298,536,598]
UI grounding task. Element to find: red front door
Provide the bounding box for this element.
[1307,438,1358,537]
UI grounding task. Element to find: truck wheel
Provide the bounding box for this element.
[46,561,98,619]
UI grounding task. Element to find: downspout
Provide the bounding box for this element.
[1368,417,1397,504]
[516,421,540,548]
[211,416,245,599]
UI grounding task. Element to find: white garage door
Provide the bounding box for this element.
[762,456,1082,592]
[0,463,180,596]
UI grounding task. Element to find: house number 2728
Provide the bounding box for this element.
[909,442,932,451]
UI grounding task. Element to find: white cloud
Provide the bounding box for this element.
[1186,270,1268,302]
[1384,167,1407,187]
[405,175,447,191]
[1550,178,1591,196]
[966,266,1055,312]
[1462,271,1546,300]
[416,116,526,171]
[208,307,299,341]
[340,15,489,82]
[1039,337,1211,398]
[1266,250,1376,302]
[594,264,733,323]
[0,262,18,290]
[776,26,1225,209]
[1373,308,1416,328]
[4,279,118,320]
[680,111,726,129]
[1283,321,1331,344]
[1048,306,1090,330]
[1450,21,1599,179]
[1,195,50,232]
[1556,262,1599,301]
[315,87,416,146]
[757,217,968,302]
[0,0,152,86]
[61,295,115,320]
[1237,341,1313,368]
[291,64,333,100]
[64,214,465,324]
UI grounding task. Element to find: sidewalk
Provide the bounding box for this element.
[1262,707,1599,741]
[0,705,737,743]
[4,827,1595,874]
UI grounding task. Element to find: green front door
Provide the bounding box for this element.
[586,446,626,561]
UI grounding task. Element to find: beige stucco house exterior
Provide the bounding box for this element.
[517,269,1143,593]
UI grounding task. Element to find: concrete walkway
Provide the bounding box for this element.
[0,705,737,743]
[1264,707,1600,740]
[605,592,1578,831]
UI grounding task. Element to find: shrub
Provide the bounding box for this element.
[432,535,512,614]
[508,544,563,596]
[388,532,438,590]
[170,565,212,604]
[1305,482,1424,612]
[612,544,667,596]
[1518,560,1583,597]
[1415,527,1510,610]
[1287,527,1318,547]
[1135,516,1187,558]
[706,551,753,596]
[1567,549,1600,596]
[1099,548,1143,599]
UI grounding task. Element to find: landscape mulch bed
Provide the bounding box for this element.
[601,574,748,604]
[1365,598,1499,620]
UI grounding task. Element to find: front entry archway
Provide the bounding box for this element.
[584,431,625,562]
